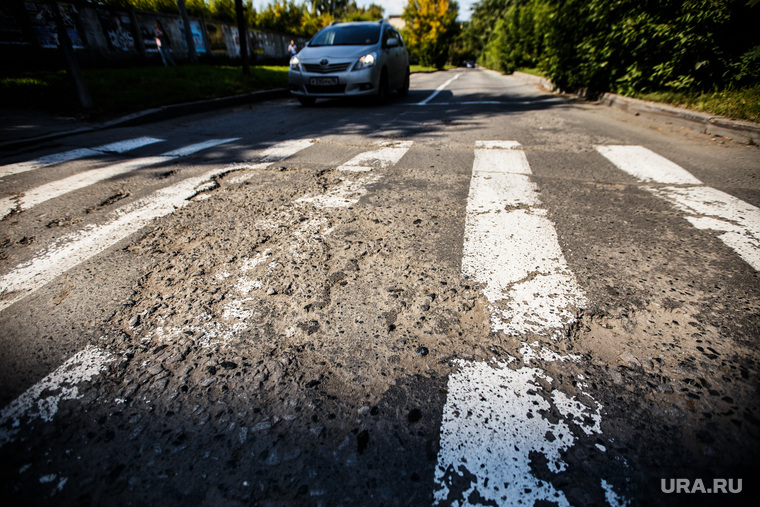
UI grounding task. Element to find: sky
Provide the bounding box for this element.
[250,1,475,22]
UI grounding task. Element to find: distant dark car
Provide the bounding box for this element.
[466,60,476,69]
[288,20,410,106]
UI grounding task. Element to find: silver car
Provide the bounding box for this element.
[288,20,410,106]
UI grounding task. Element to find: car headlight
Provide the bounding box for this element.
[289,56,300,71]
[354,53,376,70]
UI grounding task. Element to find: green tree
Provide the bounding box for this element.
[93,0,256,21]
[463,0,758,95]
[343,2,384,21]
[402,0,460,68]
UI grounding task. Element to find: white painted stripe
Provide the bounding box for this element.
[0,196,16,218]
[2,138,238,218]
[98,137,165,154]
[654,185,760,270]
[259,138,314,161]
[414,98,562,107]
[435,359,596,507]
[598,145,760,270]
[223,139,318,184]
[0,139,310,312]
[17,156,170,213]
[417,73,461,105]
[435,141,596,506]
[297,141,412,206]
[297,173,382,208]
[595,145,701,185]
[337,140,412,172]
[0,345,113,447]
[162,138,237,157]
[0,137,164,178]
[463,141,586,335]
[0,169,225,311]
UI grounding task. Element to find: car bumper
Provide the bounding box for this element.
[288,67,380,98]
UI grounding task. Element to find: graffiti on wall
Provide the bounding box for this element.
[97,9,135,52]
[25,1,85,49]
[3,0,307,62]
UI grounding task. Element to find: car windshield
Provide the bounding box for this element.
[309,25,381,47]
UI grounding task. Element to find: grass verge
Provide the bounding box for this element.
[410,64,457,73]
[514,68,759,123]
[0,64,289,119]
[630,86,760,124]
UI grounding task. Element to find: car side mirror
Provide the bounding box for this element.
[386,38,399,48]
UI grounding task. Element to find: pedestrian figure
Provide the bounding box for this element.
[155,20,176,66]
[288,39,297,57]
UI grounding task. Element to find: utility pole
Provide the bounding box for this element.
[235,0,250,75]
[177,0,197,64]
[49,0,92,110]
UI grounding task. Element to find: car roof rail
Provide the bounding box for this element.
[330,20,342,25]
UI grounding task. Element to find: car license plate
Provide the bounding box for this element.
[309,77,338,86]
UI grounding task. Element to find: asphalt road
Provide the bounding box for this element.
[1,68,758,506]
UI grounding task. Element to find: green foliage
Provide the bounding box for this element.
[461,0,760,99]
[94,0,256,23]
[633,85,760,123]
[93,1,383,37]
[1,65,289,117]
[255,1,383,37]
[402,0,460,68]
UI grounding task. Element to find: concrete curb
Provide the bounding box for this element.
[512,71,759,144]
[512,71,555,93]
[598,93,760,144]
[0,88,290,152]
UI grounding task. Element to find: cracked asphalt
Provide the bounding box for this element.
[1,69,758,506]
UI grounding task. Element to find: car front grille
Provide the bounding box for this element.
[303,63,351,74]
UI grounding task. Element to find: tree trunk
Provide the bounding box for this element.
[49,0,92,110]
[177,0,197,64]
[235,0,250,75]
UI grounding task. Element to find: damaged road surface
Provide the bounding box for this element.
[1,69,758,506]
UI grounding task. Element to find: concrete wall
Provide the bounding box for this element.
[0,0,308,66]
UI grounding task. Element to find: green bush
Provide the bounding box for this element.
[464,0,760,101]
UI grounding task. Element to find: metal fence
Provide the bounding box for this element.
[0,0,308,66]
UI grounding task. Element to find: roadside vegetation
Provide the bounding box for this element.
[99,0,384,36]
[456,0,760,122]
[8,1,759,122]
[0,65,289,118]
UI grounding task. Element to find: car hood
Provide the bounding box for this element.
[298,45,376,61]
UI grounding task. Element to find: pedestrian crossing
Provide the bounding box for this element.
[0,138,239,219]
[597,145,760,270]
[1,134,758,505]
[0,137,164,178]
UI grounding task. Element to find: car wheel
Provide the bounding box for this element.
[399,68,410,96]
[298,97,316,106]
[375,69,389,104]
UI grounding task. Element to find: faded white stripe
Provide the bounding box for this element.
[435,359,591,507]
[2,139,238,218]
[0,137,164,178]
[0,139,310,312]
[598,145,760,270]
[417,73,461,106]
[595,145,701,185]
[337,140,413,172]
[298,141,412,207]
[297,174,382,208]
[162,138,237,157]
[463,141,586,335]
[435,141,596,507]
[0,345,113,447]
[259,139,314,161]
